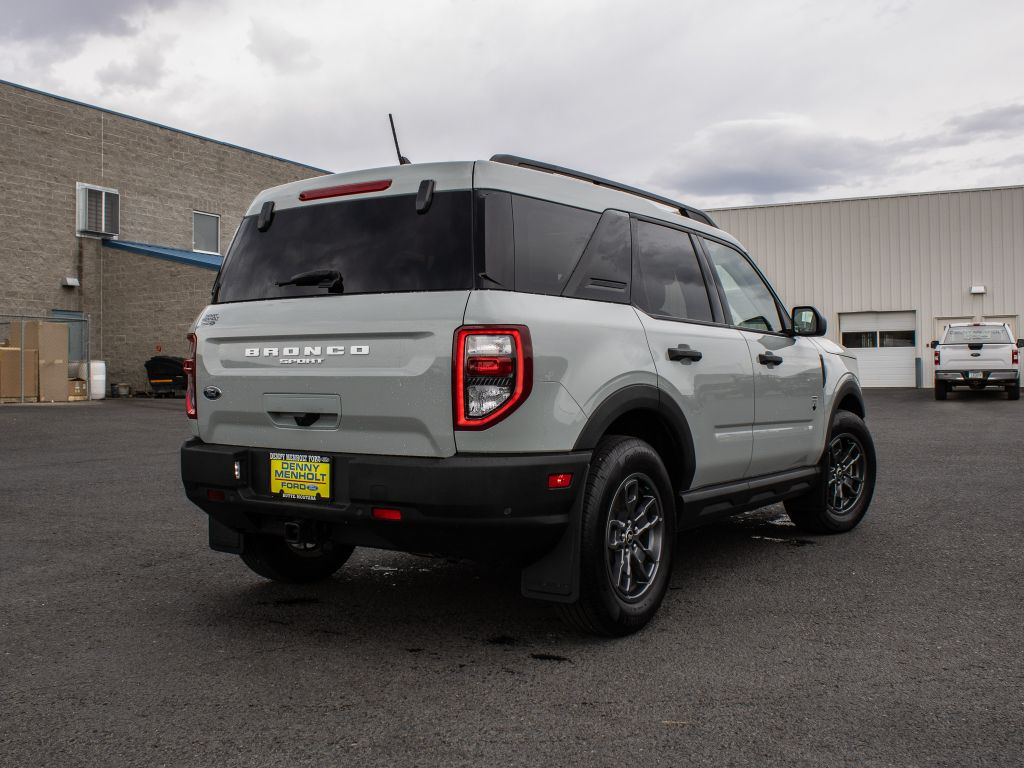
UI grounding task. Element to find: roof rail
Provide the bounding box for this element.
[489,154,716,228]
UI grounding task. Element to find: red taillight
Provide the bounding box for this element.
[548,473,573,489]
[934,350,940,366]
[1013,349,1019,366]
[298,179,392,202]
[466,356,514,377]
[454,326,533,430]
[185,332,197,419]
[372,507,402,521]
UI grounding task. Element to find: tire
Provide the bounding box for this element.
[558,436,675,637]
[934,382,947,400]
[1008,383,1020,401]
[240,535,354,583]
[784,411,876,534]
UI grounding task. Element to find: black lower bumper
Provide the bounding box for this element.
[180,438,590,562]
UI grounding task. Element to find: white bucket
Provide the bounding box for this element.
[78,360,107,400]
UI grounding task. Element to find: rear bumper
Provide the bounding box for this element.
[936,370,1019,383]
[180,438,590,559]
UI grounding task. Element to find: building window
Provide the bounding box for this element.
[193,211,220,254]
[76,182,120,238]
[880,330,916,347]
[841,331,878,348]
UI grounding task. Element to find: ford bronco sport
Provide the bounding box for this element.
[180,155,876,636]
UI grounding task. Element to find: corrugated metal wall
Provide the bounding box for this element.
[709,186,1024,386]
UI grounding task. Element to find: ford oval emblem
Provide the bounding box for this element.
[202,386,222,400]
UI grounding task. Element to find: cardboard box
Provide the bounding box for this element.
[8,321,70,401]
[9,321,69,364]
[68,378,88,401]
[40,363,69,402]
[0,348,39,401]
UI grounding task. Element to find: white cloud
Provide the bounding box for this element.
[1,0,1022,205]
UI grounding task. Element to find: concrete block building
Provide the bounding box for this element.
[0,80,328,394]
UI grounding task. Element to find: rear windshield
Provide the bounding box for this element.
[215,191,473,303]
[942,326,1011,344]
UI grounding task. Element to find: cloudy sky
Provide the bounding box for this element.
[2,0,1022,207]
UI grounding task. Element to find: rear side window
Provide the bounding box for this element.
[512,196,599,296]
[702,239,783,333]
[632,220,713,323]
[214,191,473,303]
[942,326,1011,344]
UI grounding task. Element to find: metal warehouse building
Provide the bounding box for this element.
[710,186,1024,387]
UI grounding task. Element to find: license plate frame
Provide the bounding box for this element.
[269,451,332,502]
[968,370,984,379]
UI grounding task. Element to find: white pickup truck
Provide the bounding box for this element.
[932,322,1022,400]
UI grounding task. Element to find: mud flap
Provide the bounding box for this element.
[209,517,244,554]
[520,470,586,603]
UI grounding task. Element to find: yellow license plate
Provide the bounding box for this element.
[269,452,331,501]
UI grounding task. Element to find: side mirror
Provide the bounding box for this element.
[791,306,827,337]
[1017,339,1024,348]
[930,340,940,349]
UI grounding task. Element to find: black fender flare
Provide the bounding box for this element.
[829,375,866,423]
[572,383,696,492]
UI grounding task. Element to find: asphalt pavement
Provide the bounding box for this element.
[1,389,1022,767]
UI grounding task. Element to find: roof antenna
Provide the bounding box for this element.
[389,114,411,165]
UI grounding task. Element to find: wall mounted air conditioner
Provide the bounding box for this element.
[76,182,120,238]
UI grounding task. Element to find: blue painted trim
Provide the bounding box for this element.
[1,79,332,175]
[103,240,223,271]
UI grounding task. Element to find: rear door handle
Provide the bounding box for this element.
[758,352,784,366]
[667,345,702,362]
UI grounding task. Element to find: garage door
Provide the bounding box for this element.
[839,311,917,388]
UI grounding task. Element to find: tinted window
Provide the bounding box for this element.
[880,330,915,347]
[942,326,1011,344]
[842,331,877,348]
[512,196,599,295]
[562,209,631,304]
[215,191,473,303]
[702,239,783,332]
[633,221,713,322]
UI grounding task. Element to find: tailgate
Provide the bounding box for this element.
[939,343,1014,369]
[195,292,469,457]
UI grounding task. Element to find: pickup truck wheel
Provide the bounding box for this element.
[240,535,354,583]
[934,382,947,400]
[784,411,876,534]
[1009,383,1020,401]
[558,436,675,637]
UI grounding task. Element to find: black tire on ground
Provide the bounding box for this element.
[557,436,675,637]
[784,410,876,534]
[934,382,947,400]
[240,535,354,583]
[1008,383,1020,401]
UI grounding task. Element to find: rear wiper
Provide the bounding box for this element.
[276,269,344,294]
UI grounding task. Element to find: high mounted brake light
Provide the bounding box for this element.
[185,332,197,419]
[454,326,532,430]
[298,179,392,202]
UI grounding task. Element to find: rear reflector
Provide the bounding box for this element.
[206,489,226,501]
[185,332,197,419]
[298,179,392,202]
[372,507,402,521]
[547,473,573,489]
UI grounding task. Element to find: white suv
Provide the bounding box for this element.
[180,155,876,635]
